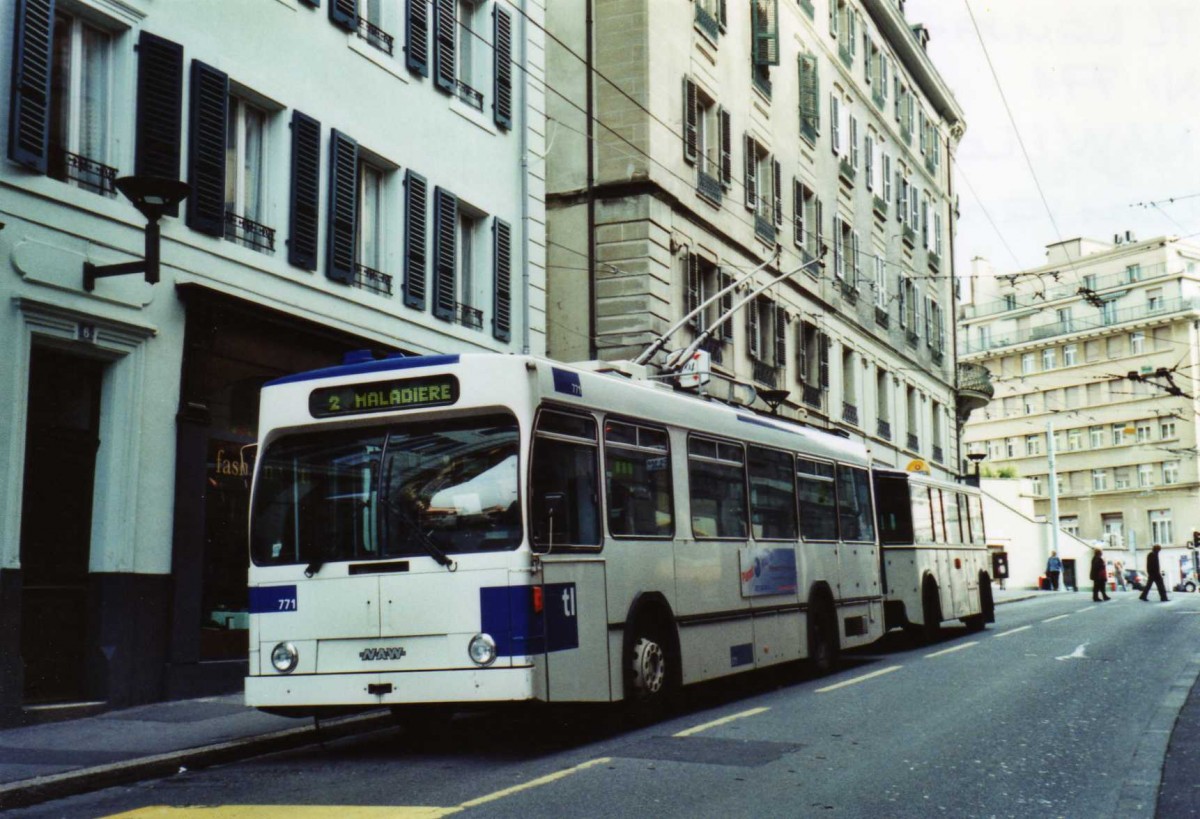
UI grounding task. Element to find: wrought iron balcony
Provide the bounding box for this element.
[802,384,823,410]
[457,302,484,329]
[352,263,392,296]
[906,432,920,452]
[902,225,916,247]
[694,3,720,39]
[357,17,394,55]
[872,195,888,216]
[456,80,484,111]
[752,360,779,388]
[697,169,723,205]
[905,328,919,347]
[800,120,819,145]
[752,68,772,99]
[956,361,994,423]
[931,348,944,366]
[754,214,776,245]
[875,306,889,328]
[839,279,858,304]
[877,419,891,440]
[839,158,856,183]
[842,403,859,426]
[224,211,276,253]
[49,147,118,197]
[932,445,944,464]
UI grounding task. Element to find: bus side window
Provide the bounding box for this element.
[748,446,797,540]
[874,476,913,544]
[688,437,748,539]
[797,459,837,541]
[910,485,934,543]
[836,466,875,542]
[944,490,963,544]
[531,410,601,549]
[605,420,674,537]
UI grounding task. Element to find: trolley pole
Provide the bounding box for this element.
[1046,418,1063,591]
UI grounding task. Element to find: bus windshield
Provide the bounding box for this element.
[251,414,521,566]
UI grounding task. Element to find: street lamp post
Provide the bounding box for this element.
[967,451,986,486]
[83,176,190,291]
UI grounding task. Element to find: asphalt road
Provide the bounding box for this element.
[12,591,1200,819]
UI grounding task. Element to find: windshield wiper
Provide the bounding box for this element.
[387,500,457,571]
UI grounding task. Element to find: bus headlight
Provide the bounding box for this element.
[468,634,497,666]
[271,642,299,673]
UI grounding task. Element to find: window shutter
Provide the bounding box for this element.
[432,186,458,320]
[898,277,907,328]
[798,54,819,137]
[743,134,756,210]
[829,0,838,36]
[493,6,513,129]
[829,94,840,156]
[718,0,727,28]
[793,179,803,248]
[288,111,321,270]
[326,129,358,284]
[752,0,780,66]
[403,169,428,308]
[796,324,807,382]
[748,297,760,359]
[330,0,356,31]
[493,218,512,341]
[772,158,782,227]
[8,0,55,173]
[815,198,823,255]
[818,332,830,388]
[135,32,184,214]
[406,0,429,76]
[832,216,843,279]
[682,77,697,164]
[433,0,456,93]
[774,304,786,366]
[719,270,734,341]
[186,61,229,237]
[719,106,732,186]
[864,136,873,190]
[685,250,700,329]
[852,230,861,290]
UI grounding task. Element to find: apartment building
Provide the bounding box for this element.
[960,235,1200,564]
[546,0,987,478]
[1,0,545,721]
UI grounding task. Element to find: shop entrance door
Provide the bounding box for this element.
[19,347,105,702]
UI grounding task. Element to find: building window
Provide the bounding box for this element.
[1163,461,1180,485]
[1030,475,1043,495]
[1063,344,1077,366]
[1042,348,1056,370]
[1089,425,1104,448]
[357,159,386,276]
[1114,467,1131,489]
[1147,288,1164,312]
[1161,421,1177,439]
[1134,421,1152,443]
[455,0,486,110]
[455,201,487,329]
[1092,469,1108,491]
[1129,332,1145,354]
[1022,353,1036,375]
[1112,423,1128,445]
[794,181,822,261]
[1025,434,1041,456]
[1005,437,1016,459]
[1149,509,1173,547]
[798,53,819,143]
[988,439,1003,460]
[1126,263,1142,283]
[48,10,116,195]
[1136,463,1154,488]
[1068,429,1082,451]
[357,0,396,55]
[224,95,272,252]
[1060,516,1080,536]
[874,257,887,309]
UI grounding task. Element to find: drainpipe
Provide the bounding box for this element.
[586,0,597,359]
[519,0,531,354]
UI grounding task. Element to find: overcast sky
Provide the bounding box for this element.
[904,0,1200,276]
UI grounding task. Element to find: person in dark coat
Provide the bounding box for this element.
[1140,544,1170,602]
[1091,548,1111,602]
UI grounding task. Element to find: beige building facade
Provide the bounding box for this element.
[960,236,1200,577]
[546,0,985,478]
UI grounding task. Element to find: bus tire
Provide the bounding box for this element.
[807,597,840,675]
[624,618,676,721]
[978,572,996,624]
[920,578,942,643]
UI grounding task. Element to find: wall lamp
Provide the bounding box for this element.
[83,175,190,292]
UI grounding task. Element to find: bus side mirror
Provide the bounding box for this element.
[535,492,566,554]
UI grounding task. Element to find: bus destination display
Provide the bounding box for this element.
[309,374,459,418]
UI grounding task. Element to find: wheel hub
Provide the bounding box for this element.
[631,637,665,695]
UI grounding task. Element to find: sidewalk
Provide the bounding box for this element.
[0,696,392,810]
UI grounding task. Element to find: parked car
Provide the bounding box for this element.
[1174,575,1198,593]
[1125,569,1146,591]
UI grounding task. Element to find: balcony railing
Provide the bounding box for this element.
[962,262,1170,319]
[802,384,823,410]
[49,147,117,197]
[752,68,772,98]
[907,432,920,452]
[960,297,1199,355]
[839,279,858,304]
[697,168,723,205]
[877,419,891,440]
[932,445,944,464]
[357,16,394,55]
[353,263,392,296]
[752,360,779,388]
[224,211,276,254]
[872,195,888,216]
[902,225,916,247]
[838,158,856,183]
[456,80,484,111]
[842,402,859,426]
[905,328,919,347]
[457,302,483,330]
[875,306,889,328]
[694,2,720,40]
[754,214,776,244]
[928,251,940,271]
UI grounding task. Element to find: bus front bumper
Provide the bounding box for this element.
[245,666,537,708]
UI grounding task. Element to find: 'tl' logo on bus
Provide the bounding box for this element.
[561,586,576,617]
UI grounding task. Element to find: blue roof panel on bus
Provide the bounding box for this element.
[266,354,461,387]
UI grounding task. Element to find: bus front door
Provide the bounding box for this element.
[538,558,610,702]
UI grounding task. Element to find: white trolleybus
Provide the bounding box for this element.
[245,352,889,717]
[873,470,993,641]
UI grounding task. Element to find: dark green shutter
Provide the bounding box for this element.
[403,169,428,308]
[818,332,830,388]
[796,324,808,382]
[492,218,512,341]
[793,180,803,249]
[748,297,760,359]
[685,250,700,329]
[432,186,458,320]
[719,270,734,342]
[326,129,358,284]
[493,6,513,129]
[433,0,456,93]
[752,0,780,67]
[8,0,55,173]
[774,304,786,366]
[683,78,697,164]
[406,0,429,76]
[135,32,184,214]
[744,134,756,210]
[798,54,819,137]
[330,0,356,31]
[186,61,228,237]
[719,106,732,186]
[772,158,782,227]
[288,111,321,270]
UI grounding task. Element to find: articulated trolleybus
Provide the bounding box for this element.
[245,352,980,717]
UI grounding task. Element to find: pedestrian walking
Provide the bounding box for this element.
[1091,549,1111,602]
[1140,544,1170,602]
[1046,551,1063,591]
[1114,560,1127,592]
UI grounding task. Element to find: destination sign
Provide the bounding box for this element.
[309,374,459,418]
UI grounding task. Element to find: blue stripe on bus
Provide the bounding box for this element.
[730,642,754,667]
[266,354,461,387]
[250,585,298,614]
[480,584,579,656]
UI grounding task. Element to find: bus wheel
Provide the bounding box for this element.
[920,579,942,643]
[968,573,996,628]
[626,624,674,720]
[807,602,839,675]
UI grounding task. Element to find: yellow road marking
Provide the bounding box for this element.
[673,706,770,737]
[924,641,979,659]
[456,756,611,810]
[815,665,902,693]
[994,625,1032,638]
[108,809,450,818]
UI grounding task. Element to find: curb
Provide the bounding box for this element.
[0,710,394,811]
